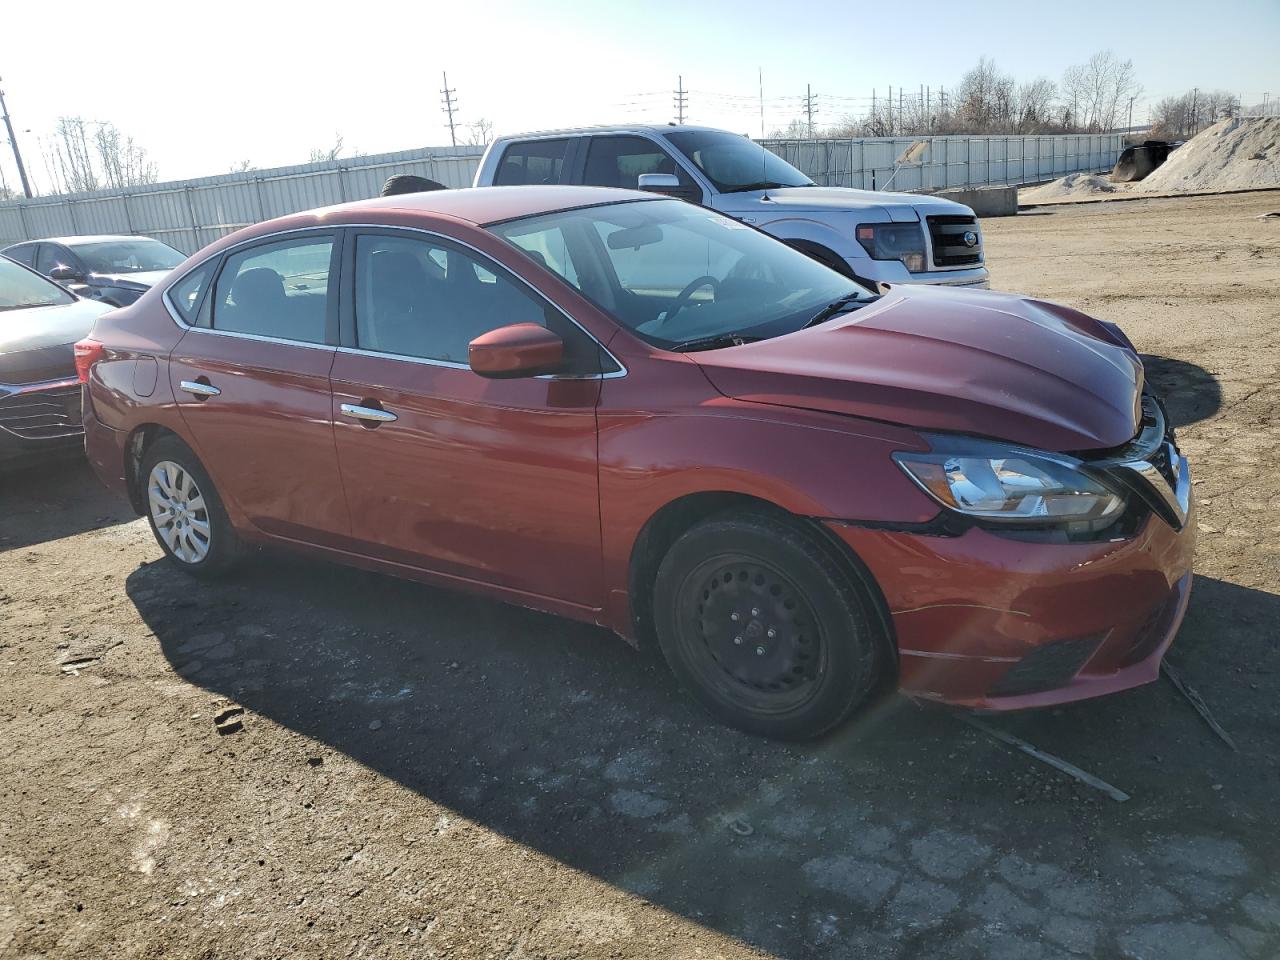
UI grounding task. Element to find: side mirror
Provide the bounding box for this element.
[637,173,681,194]
[469,323,564,379]
[49,265,81,283]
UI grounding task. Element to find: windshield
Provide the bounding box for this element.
[0,256,77,312]
[665,130,814,192]
[72,239,184,274]
[489,199,870,351]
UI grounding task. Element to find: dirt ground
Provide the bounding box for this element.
[2,191,1279,960]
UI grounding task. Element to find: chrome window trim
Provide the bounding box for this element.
[162,223,627,380]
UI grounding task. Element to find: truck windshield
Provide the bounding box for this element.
[665,130,815,193]
[0,257,76,312]
[490,199,872,352]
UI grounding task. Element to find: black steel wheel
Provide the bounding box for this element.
[653,510,888,739]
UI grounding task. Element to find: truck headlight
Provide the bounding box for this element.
[894,438,1124,524]
[856,223,926,273]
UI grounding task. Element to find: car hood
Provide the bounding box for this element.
[0,297,113,384]
[690,286,1144,452]
[89,269,171,289]
[718,186,973,222]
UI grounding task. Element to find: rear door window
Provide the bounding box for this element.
[494,139,571,186]
[211,236,334,344]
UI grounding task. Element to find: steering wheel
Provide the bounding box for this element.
[660,275,720,329]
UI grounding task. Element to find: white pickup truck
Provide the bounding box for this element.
[473,124,989,290]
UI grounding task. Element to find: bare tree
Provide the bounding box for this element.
[308,133,345,163]
[54,117,99,193]
[94,123,157,189]
[1063,50,1141,132]
[1152,89,1238,138]
[229,159,256,173]
[767,118,814,139]
[466,118,495,146]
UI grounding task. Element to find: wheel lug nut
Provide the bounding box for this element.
[730,612,740,622]
[755,646,765,656]
[767,628,777,639]
[733,635,743,645]
[751,607,760,617]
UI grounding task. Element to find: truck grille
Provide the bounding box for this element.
[927,215,983,268]
[0,386,84,440]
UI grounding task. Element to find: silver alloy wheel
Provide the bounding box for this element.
[148,460,211,564]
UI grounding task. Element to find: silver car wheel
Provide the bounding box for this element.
[148,460,211,564]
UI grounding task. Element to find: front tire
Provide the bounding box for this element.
[653,511,888,739]
[140,436,242,578]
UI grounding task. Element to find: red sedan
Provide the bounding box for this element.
[78,186,1195,738]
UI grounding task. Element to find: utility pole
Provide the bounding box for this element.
[0,80,34,199]
[440,72,458,147]
[1189,86,1199,136]
[803,83,817,137]
[872,88,877,133]
[888,85,893,135]
[1127,95,1135,133]
[673,75,688,125]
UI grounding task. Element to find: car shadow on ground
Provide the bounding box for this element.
[126,546,1280,958]
[1142,354,1223,429]
[0,455,135,553]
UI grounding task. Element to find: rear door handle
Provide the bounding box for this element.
[340,402,397,424]
[179,380,221,398]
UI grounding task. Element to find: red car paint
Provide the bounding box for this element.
[82,186,1194,710]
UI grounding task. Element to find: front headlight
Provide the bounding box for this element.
[894,438,1124,524]
[856,222,926,273]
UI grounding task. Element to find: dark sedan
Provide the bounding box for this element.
[2,234,185,307]
[0,256,112,464]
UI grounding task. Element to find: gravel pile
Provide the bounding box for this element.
[1020,117,1280,203]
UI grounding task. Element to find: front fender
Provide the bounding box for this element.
[596,395,938,632]
[753,214,870,266]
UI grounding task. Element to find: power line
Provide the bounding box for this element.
[440,71,459,147]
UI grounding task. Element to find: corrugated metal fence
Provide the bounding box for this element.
[763,133,1125,191]
[0,133,1124,251]
[0,145,486,253]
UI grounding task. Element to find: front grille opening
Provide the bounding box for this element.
[989,634,1104,697]
[927,214,983,268]
[0,389,83,440]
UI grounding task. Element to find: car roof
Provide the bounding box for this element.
[321,185,656,227]
[3,234,160,248]
[491,123,731,141]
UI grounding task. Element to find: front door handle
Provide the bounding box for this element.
[179,379,221,398]
[340,402,398,424]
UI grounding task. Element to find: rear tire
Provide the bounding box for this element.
[652,511,887,739]
[140,436,242,578]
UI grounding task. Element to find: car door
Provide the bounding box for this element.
[329,227,610,608]
[167,230,351,546]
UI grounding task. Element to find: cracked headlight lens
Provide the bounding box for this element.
[894,441,1124,523]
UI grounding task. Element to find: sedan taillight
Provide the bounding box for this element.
[73,339,105,384]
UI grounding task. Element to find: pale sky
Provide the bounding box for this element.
[1,0,1277,193]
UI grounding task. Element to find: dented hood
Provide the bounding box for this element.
[691,286,1144,452]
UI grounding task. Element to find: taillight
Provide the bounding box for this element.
[74,339,106,384]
